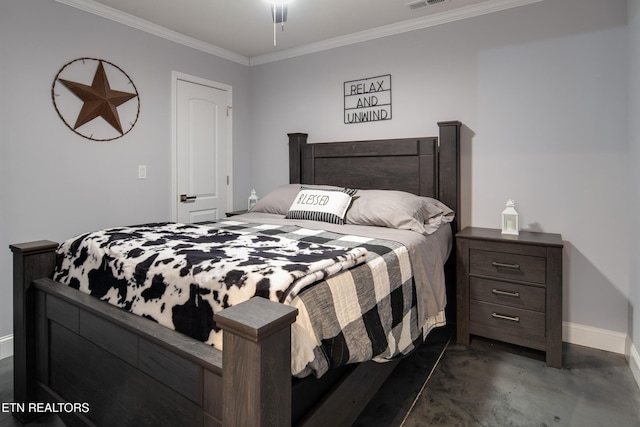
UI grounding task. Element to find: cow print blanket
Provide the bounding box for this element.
[52,222,367,346]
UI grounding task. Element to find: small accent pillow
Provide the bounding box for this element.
[250,184,356,215]
[344,189,454,235]
[286,188,354,224]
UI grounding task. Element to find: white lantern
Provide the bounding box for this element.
[248,189,259,210]
[501,199,519,235]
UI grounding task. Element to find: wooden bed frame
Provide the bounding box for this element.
[11,121,460,427]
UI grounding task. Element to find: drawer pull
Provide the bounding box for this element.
[492,313,520,323]
[491,261,520,270]
[491,289,520,298]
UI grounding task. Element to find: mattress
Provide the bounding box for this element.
[52,214,451,377]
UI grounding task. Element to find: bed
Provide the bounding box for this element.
[11,121,461,427]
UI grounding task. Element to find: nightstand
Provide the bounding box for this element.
[456,227,563,368]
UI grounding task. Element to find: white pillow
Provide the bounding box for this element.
[285,188,353,224]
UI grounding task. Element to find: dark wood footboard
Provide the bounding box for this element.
[11,241,297,427]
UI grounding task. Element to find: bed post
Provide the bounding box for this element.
[9,240,58,423]
[437,121,461,324]
[437,121,461,235]
[215,297,298,427]
[288,133,309,185]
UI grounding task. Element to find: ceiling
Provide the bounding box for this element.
[57,0,543,65]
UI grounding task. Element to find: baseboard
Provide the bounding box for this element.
[563,322,640,389]
[563,321,627,354]
[628,342,640,390]
[0,334,13,360]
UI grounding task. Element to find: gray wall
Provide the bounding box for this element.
[629,0,640,361]
[0,0,252,339]
[249,0,630,340]
[0,0,635,357]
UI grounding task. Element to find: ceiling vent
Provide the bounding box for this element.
[405,0,449,11]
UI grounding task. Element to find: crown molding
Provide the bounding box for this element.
[250,0,544,65]
[56,0,543,68]
[55,0,251,66]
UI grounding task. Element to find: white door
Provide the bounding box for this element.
[173,75,232,223]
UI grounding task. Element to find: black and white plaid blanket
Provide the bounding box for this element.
[53,220,424,377]
[208,220,423,377]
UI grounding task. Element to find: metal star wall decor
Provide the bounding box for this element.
[52,58,140,141]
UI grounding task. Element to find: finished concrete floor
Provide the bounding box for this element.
[356,329,640,426]
[2,326,640,426]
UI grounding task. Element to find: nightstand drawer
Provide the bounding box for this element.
[470,277,545,312]
[470,249,546,284]
[470,301,546,351]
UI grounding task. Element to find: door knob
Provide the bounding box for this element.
[180,194,197,203]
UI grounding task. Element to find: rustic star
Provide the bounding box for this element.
[58,61,138,135]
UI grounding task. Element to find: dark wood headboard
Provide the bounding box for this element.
[288,121,461,235]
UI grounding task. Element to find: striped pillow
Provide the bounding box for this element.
[286,188,354,224]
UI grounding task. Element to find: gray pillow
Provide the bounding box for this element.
[345,189,454,235]
[249,184,301,215]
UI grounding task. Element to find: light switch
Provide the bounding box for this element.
[138,165,147,179]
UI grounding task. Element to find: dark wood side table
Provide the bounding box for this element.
[456,227,563,368]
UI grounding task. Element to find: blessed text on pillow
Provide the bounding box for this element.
[285,188,353,224]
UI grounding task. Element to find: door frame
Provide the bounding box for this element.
[171,71,233,221]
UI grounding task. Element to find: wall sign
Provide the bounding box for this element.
[343,74,391,124]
